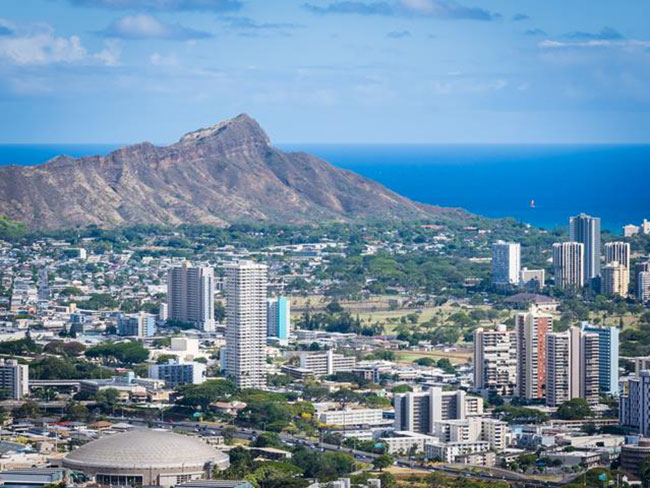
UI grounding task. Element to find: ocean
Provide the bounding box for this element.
[1,143,648,233]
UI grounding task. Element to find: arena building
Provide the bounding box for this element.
[62,429,229,487]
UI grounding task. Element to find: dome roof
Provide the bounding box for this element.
[63,429,227,470]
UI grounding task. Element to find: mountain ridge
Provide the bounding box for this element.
[0,114,468,230]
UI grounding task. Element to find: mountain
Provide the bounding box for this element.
[0,114,467,230]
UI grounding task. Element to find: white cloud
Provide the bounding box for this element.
[0,22,119,66]
[539,39,650,49]
[150,51,179,67]
[101,14,211,39]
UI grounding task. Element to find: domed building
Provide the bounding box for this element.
[63,429,230,487]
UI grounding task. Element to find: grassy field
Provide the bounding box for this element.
[395,349,473,365]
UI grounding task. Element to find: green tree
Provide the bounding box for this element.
[372,454,394,471]
[557,398,593,420]
[640,456,650,488]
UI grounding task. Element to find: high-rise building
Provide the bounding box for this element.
[0,359,29,400]
[602,261,629,297]
[491,241,521,285]
[604,242,630,269]
[516,309,552,400]
[167,262,215,332]
[604,242,630,296]
[224,261,268,390]
[394,388,484,434]
[620,370,650,437]
[546,332,571,407]
[569,213,601,283]
[643,219,650,235]
[581,323,620,395]
[267,297,290,344]
[623,224,640,237]
[547,328,600,407]
[118,311,156,338]
[638,271,650,303]
[472,325,517,396]
[553,242,584,289]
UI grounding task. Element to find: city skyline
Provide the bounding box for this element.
[1,0,649,143]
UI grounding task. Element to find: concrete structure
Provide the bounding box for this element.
[472,325,517,396]
[644,219,650,234]
[569,213,601,283]
[553,242,584,289]
[620,370,650,436]
[148,359,206,387]
[118,311,156,337]
[638,271,650,303]
[623,224,640,237]
[581,323,620,395]
[602,261,628,297]
[620,438,650,478]
[299,350,356,376]
[604,241,630,269]
[546,332,571,407]
[519,268,545,290]
[394,388,483,434]
[0,359,28,400]
[167,262,215,332]
[62,430,229,487]
[516,310,552,400]
[491,241,520,286]
[266,296,290,344]
[381,431,437,455]
[425,440,491,464]
[224,261,268,390]
[317,408,384,426]
[0,469,64,488]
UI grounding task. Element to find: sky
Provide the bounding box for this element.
[0,0,649,144]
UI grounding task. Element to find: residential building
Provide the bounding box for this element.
[0,359,28,400]
[623,224,639,237]
[148,360,206,388]
[472,325,517,396]
[223,261,268,390]
[620,371,650,436]
[118,312,156,338]
[317,409,385,426]
[425,440,491,464]
[644,219,650,235]
[393,388,483,434]
[604,241,630,269]
[581,323,620,395]
[516,309,552,400]
[167,262,215,332]
[553,242,584,289]
[519,268,545,290]
[266,297,290,344]
[546,332,571,407]
[299,350,356,376]
[569,213,601,283]
[381,431,437,455]
[601,261,628,297]
[491,241,520,285]
[638,271,650,303]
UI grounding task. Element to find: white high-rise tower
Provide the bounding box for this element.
[167,262,215,332]
[225,261,268,390]
[491,241,521,285]
[569,213,601,283]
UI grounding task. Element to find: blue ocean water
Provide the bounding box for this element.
[1,143,648,232]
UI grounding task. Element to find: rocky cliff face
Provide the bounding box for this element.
[0,114,466,230]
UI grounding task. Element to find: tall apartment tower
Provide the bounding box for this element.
[516,309,552,400]
[604,242,630,269]
[569,213,601,283]
[267,297,290,344]
[225,261,268,390]
[167,262,215,332]
[473,325,517,396]
[639,272,650,303]
[546,332,571,407]
[553,242,584,289]
[491,241,521,285]
[0,359,29,400]
[602,261,629,297]
[581,323,620,395]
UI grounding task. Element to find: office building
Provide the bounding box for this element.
[0,359,28,400]
[224,261,268,390]
[620,371,650,437]
[621,438,650,478]
[553,242,584,289]
[266,297,290,343]
[519,268,545,290]
[639,272,650,303]
[491,241,521,285]
[393,388,483,434]
[581,323,620,395]
[569,213,601,283]
[516,310,552,400]
[299,350,356,376]
[118,312,156,338]
[601,261,628,297]
[148,360,206,388]
[472,325,517,396]
[167,262,215,332]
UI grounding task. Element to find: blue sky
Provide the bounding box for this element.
[0,0,649,143]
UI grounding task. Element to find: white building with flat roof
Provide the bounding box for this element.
[491,241,520,285]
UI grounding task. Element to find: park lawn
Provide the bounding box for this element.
[396,349,472,365]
